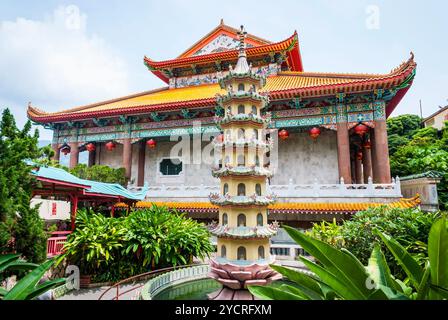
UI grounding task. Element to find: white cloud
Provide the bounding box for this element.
[0,5,130,122]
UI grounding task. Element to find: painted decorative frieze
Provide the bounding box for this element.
[55,102,375,143]
[373,100,386,120]
[169,64,279,89]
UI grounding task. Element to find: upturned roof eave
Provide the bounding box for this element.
[28,55,416,123]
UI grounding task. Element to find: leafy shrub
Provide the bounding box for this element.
[307,206,439,278]
[249,217,448,300]
[60,205,213,282]
[69,164,127,186]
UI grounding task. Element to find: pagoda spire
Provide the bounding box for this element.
[234,25,250,74]
[208,26,280,292]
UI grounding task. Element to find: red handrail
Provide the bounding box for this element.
[97,263,207,300]
[46,231,71,257]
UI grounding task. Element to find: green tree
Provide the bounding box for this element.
[0,108,47,263]
[387,114,421,156]
[70,164,127,186]
[390,124,448,209]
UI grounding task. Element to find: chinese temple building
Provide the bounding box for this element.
[28,20,418,226]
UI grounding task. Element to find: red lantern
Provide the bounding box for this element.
[61,147,70,155]
[215,134,224,143]
[146,139,156,148]
[363,140,371,149]
[309,127,321,140]
[105,141,116,151]
[278,129,289,140]
[354,124,368,137]
[85,143,96,152]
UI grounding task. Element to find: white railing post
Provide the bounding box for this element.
[313,178,319,197]
[395,176,402,196]
[288,178,294,197]
[367,176,374,196]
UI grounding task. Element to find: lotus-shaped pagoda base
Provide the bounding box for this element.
[208,258,282,290]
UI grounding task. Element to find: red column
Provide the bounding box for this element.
[88,148,96,167]
[336,122,352,184]
[370,132,379,183]
[51,143,60,162]
[362,144,373,183]
[70,194,79,231]
[355,157,363,184]
[137,140,146,186]
[69,142,79,169]
[122,138,132,180]
[373,120,391,183]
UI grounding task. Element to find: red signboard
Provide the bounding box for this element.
[52,203,57,216]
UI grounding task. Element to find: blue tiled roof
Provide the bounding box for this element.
[31,164,147,201]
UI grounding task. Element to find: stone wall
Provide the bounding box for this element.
[94,131,339,187]
[400,175,441,212]
[271,130,339,185]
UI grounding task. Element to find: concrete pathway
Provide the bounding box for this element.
[57,259,307,300]
[58,281,145,300]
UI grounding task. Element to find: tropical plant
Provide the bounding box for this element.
[58,210,125,276]
[59,205,213,282]
[307,206,439,278]
[123,206,213,268]
[248,217,448,300]
[0,254,65,300]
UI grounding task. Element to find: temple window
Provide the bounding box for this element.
[251,105,257,115]
[258,246,265,259]
[253,129,258,140]
[255,183,262,196]
[238,83,245,91]
[237,154,245,166]
[222,213,228,225]
[237,214,246,227]
[257,213,263,226]
[237,183,246,196]
[238,128,245,139]
[223,183,229,194]
[237,246,247,260]
[221,245,227,258]
[159,158,182,176]
[238,104,245,114]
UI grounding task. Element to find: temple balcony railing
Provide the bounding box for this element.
[129,177,402,200]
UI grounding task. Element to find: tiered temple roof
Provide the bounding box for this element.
[27,21,416,123]
[28,56,416,123]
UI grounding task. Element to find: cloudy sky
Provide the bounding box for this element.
[0,0,447,141]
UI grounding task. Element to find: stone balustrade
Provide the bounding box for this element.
[129,176,402,200]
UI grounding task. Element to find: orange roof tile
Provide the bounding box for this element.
[114,195,421,214]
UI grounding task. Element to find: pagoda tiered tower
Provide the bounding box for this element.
[208,26,280,290]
